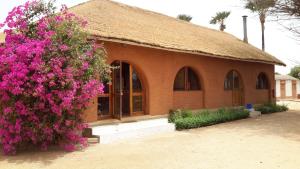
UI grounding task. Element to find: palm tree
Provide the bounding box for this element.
[245,0,276,51]
[209,11,231,31]
[177,14,193,22]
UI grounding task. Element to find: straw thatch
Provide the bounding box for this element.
[0,0,284,65]
[70,0,285,66]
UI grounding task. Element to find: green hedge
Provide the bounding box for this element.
[255,103,288,114]
[168,109,193,123]
[169,108,250,130]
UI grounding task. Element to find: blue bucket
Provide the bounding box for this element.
[246,103,253,110]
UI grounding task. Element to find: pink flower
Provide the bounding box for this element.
[82,62,89,70]
[65,120,73,127]
[59,45,69,51]
[63,144,76,152]
[3,107,13,115]
[0,0,107,155]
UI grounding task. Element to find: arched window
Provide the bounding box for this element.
[174,67,200,91]
[256,73,269,89]
[224,70,241,90]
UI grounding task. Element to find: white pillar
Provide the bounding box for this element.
[276,80,281,97]
[286,80,292,97]
[297,80,300,94]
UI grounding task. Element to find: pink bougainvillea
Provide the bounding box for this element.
[0,1,109,155]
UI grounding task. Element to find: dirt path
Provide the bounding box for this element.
[1,111,300,169]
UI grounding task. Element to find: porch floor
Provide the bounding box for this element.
[88,114,168,127]
[91,117,175,144]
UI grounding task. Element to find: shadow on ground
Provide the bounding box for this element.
[0,145,85,165]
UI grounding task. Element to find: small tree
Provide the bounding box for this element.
[0,1,110,155]
[274,0,300,38]
[289,66,300,79]
[244,0,276,51]
[209,11,231,31]
[177,14,193,22]
[275,0,300,17]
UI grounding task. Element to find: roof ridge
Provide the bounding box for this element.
[69,0,98,10]
[71,0,229,35]
[110,0,229,34]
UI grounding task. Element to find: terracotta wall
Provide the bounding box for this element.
[254,89,270,104]
[83,41,275,122]
[83,97,98,122]
[173,91,204,109]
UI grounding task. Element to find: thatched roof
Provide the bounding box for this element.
[70,0,285,66]
[275,75,298,81]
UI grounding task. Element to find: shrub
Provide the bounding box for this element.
[0,1,110,155]
[174,108,249,130]
[168,109,193,123]
[255,103,288,114]
[168,109,181,123]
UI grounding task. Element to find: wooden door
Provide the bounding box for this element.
[130,66,144,115]
[232,71,244,106]
[232,88,243,106]
[280,81,285,98]
[121,62,130,116]
[98,61,145,120]
[292,81,297,98]
[97,83,111,119]
[112,61,122,119]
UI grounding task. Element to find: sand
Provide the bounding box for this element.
[1,111,300,169]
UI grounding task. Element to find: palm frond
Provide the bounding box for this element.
[177,14,193,22]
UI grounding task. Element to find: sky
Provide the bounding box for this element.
[1,0,299,75]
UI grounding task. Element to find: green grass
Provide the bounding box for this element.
[169,108,250,130]
[254,103,288,114]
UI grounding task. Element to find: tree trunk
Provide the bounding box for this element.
[261,21,265,51]
[220,20,225,31]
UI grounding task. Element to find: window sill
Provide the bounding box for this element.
[174,90,202,92]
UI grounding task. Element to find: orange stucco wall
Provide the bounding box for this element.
[83,41,275,122]
[173,91,204,109]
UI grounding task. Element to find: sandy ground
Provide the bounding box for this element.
[278,100,300,110]
[2,111,300,169]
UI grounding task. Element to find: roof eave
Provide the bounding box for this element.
[91,35,286,66]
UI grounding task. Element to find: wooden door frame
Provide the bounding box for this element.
[129,63,145,116]
[230,70,244,106]
[110,60,123,120]
[98,60,146,120]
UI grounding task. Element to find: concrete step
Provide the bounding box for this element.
[249,111,261,118]
[92,118,175,144]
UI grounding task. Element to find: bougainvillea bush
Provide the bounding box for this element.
[0,1,109,155]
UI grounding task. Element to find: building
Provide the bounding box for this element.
[275,74,300,100]
[1,0,285,122]
[0,33,4,43]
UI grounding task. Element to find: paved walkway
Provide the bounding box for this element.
[1,111,300,169]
